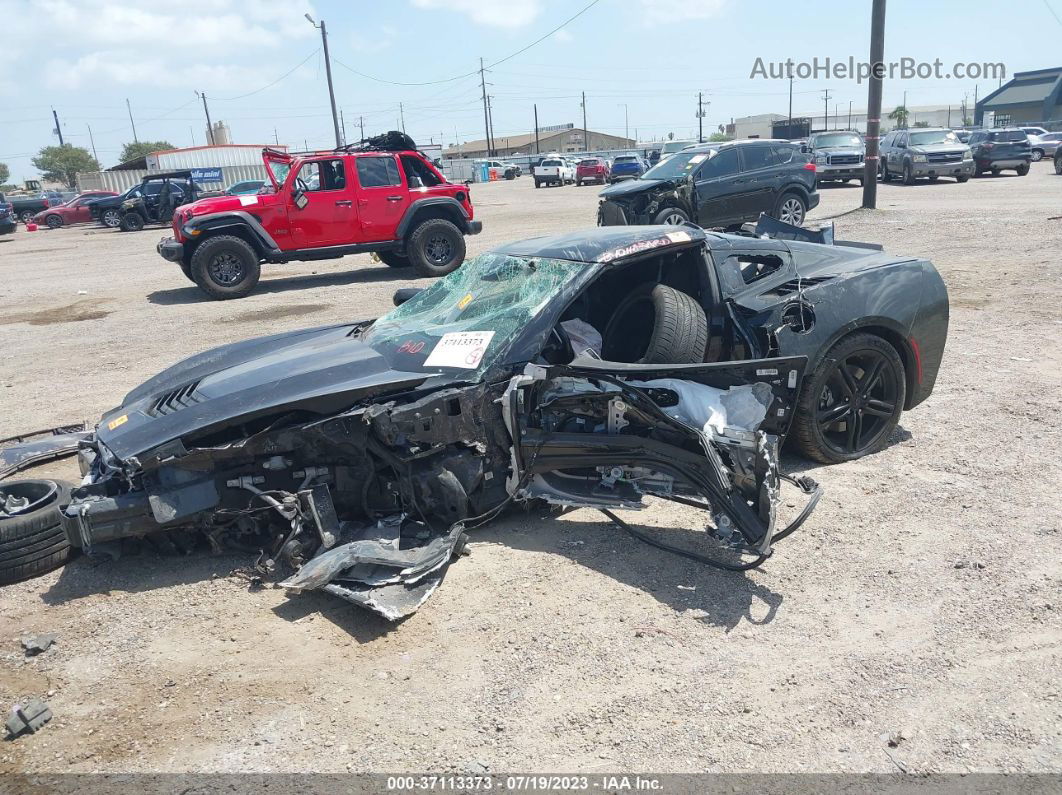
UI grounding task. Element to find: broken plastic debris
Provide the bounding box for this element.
[5,698,52,738]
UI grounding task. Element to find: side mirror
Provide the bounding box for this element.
[293,188,308,209]
[393,287,423,306]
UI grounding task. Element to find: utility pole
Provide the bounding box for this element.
[125,99,137,143]
[479,57,491,157]
[51,108,64,145]
[697,92,704,143]
[487,95,496,155]
[305,14,342,148]
[973,83,978,123]
[189,126,195,146]
[581,91,587,151]
[534,103,540,154]
[86,123,97,162]
[274,127,279,146]
[902,89,908,127]
[822,89,832,130]
[399,102,405,134]
[360,116,365,142]
[848,100,853,130]
[340,109,347,145]
[862,0,886,209]
[788,75,794,135]
[199,92,214,145]
[618,103,629,143]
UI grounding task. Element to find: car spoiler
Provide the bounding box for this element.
[741,213,884,251]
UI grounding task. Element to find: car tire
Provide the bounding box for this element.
[1055,155,1062,175]
[376,250,411,268]
[178,259,195,282]
[100,208,121,228]
[991,167,1001,176]
[601,284,708,365]
[190,235,261,300]
[534,179,541,189]
[45,214,63,229]
[902,162,916,185]
[880,162,892,182]
[1031,149,1043,162]
[576,180,582,187]
[119,212,144,232]
[772,192,806,226]
[18,210,34,223]
[652,207,689,226]
[791,332,906,465]
[956,175,970,183]
[0,479,74,586]
[1016,163,1030,176]
[407,218,465,278]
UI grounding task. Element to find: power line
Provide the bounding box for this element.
[331,0,602,86]
[212,49,320,101]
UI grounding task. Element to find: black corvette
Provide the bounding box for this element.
[2,221,947,618]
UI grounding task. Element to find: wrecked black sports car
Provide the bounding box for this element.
[6,223,947,619]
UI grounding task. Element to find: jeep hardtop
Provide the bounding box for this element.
[158,131,482,299]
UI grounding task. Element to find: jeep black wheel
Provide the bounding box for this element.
[376,250,410,268]
[45,214,63,229]
[190,235,261,300]
[792,333,906,464]
[772,192,806,226]
[119,212,144,232]
[100,208,121,228]
[1,479,74,585]
[407,219,465,278]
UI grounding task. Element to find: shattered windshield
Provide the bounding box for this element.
[643,149,714,180]
[265,160,291,189]
[909,130,959,146]
[363,253,583,379]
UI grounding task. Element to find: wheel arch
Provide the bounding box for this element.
[184,212,274,259]
[813,320,918,411]
[397,198,471,240]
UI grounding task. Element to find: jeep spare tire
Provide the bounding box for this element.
[601,284,708,365]
[0,479,74,586]
[407,218,466,278]
[190,235,262,300]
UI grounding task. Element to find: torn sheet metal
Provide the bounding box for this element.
[0,424,92,480]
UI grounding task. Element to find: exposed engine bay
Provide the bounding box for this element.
[58,358,819,620]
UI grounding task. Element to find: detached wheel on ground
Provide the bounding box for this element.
[190,235,261,300]
[99,208,121,228]
[601,284,708,365]
[45,214,63,229]
[375,250,411,268]
[772,192,806,226]
[407,218,465,278]
[119,212,144,232]
[791,332,906,464]
[652,207,689,226]
[0,479,74,586]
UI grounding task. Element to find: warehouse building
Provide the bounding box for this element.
[444,124,635,158]
[976,67,1062,127]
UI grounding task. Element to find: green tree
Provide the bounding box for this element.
[31,144,100,188]
[707,132,732,142]
[0,162,9,185]
[887,105,909,129]
[912,120,930,128]
[118,140,175,164]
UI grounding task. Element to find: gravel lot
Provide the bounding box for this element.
[1,165,1060,775]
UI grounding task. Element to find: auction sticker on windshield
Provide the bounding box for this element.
[423,331,495,369]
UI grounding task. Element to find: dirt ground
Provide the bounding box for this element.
[1,166,1060,775]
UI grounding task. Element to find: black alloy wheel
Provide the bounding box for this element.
[814,347,901,457]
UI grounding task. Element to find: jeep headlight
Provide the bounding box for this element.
[962,150,973,160]
[912,154,928,163]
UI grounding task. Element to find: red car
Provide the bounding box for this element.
[32,191,117,228]
[158,133,481,299]
[575,157,610,186]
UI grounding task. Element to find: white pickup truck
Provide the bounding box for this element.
[533,156,575,188]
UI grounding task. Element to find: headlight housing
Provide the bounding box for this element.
[962,150,973,160]
[912,154,928,163]
[815,154,827,164]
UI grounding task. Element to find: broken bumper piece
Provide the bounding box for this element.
[280,516,464,621]
[0,424,91,480]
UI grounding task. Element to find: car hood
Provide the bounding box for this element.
[909,143,968,154]
[599,178,671,199]
[185,192,279,217]
[97,322,430,460]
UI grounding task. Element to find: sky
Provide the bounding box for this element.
[2,0,1059,181]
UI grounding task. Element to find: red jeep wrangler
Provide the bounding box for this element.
[158,133,481,299]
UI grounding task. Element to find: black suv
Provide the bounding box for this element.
[598,140,819,229]
[966,129,1032,176]
[117,171,200,232]
[90,178,195,228]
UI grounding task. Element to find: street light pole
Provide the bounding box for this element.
[306,14,342,149]
[618,103,629,143]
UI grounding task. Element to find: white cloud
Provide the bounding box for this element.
[411,0,543,28]
[639,0,726,21]
[43,51,296,91]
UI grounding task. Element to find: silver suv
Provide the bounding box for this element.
[880,128,974,184]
